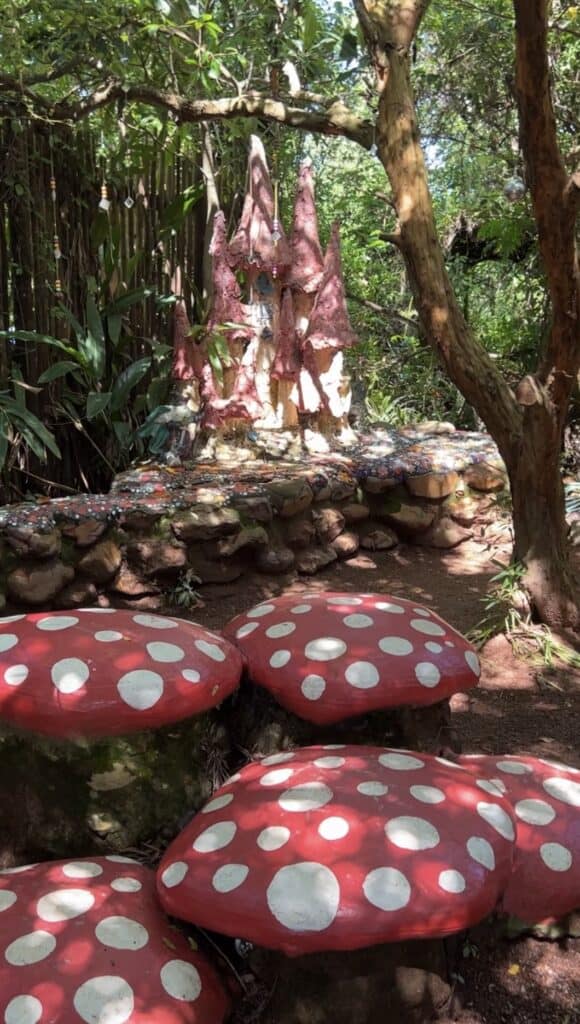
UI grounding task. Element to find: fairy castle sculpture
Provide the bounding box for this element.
[172,135,358,456]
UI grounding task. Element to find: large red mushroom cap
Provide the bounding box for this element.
[228,136,291,275]
[223,592,481,725]
[0,856,230,1022]
[271,288,301,382]
[304,223,358,351]
[157,744,515,955]
[206,211,251,344]
[0,611,242,738]
[287,161,325,294]
[458,753,580,924]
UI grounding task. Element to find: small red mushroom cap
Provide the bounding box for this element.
[223,592,481,726]
[458,753,580,923]
[157,745,515,955]
[0,611,242,738]
[0,856,229,1022]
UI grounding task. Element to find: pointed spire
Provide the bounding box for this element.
[271,288,301,381]
[228,135,291,275]
[287,161,325,293]
[172,298,195,380]
[304,222,358,351]
[206,211,250,342]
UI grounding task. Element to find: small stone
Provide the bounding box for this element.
[285,516,316,550]
[362,475,400,494]
[230,495,273,522]
[216,525,269,557]
[416,517,472,549]
[380,502,435,534]
[256,546,295,575]
[342,502,370,524]
[295,546,337,575]
[172,506,241,541]
[401,420,456,436]
[326,477,357,502]
[312,507,345,544]
[360,525,399,551]
[61,520,107,547]
[405,471,459,500]
[58,579,99,609]
[189,551,244,583]
[267,479,313,518]
[331,531,359,559]
[568,521,580,548]
[114,594,163,611]
[6,527,61,559]
[90,765,135,792]
[110,566,160,598]
[6,561,74,605]
[127,539,187,577]
[465,462,507,492]
[121,509,163,531]
[445,495,479,527]
[78,539,123,583]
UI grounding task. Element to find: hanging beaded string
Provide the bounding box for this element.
[98,131,110,212]
[270,64,282,281]
[49,133,63,297]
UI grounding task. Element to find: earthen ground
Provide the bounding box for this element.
[186,536,580,1024]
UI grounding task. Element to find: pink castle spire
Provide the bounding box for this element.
[271,288,301,381]
[228,135,291,275]
[287,161,325,293]
[304,222,358,351]
[206,211,250,343]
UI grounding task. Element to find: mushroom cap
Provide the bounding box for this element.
[157,745,515,955]
[0,856,229,1023]
[223,593,480,725]
[0,611,242,738]
[458,753,580,923]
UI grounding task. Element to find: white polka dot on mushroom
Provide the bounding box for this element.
[279,782,333,813]
[236,622,259,639]
[267,862,340,932]
[425,642,443,654]
[410,785,445,804]
[95,916,149,950]
[415,662,441,688]
[378,637,413,656]
[464,650,481,676]
[247,604,276,618]
[363,867,411,911]
[0,634,19,653]
[374,602,405,614]
[270,650,291,668]
[379,753,425,771]
[160,960,202,1001]
[291,604,312,614]
[94,630,124,643]
[147,641,185,663]
[476,802,515,841]
[439,869,466,894]
[202,792,235,813]
[343,614,374,629]
[37,888,95,922]
[161,861,189,888]
[0,890,17,912]
[62,861,103,879]
[476,779,506,796]
[194,639,225,662]
[345,661,379,689]
[261,752,295,766]
[318,816,350,840]
[410,619,446,637]
[257,826,291,851]
[327,596,363,606]
[386,816,440,851]
[193,820,237,853]
[74,976,134,1024]
[543,776,580,807]
[212,863,249,893]
[117,669,164,710]
[5,930,56,966]
[496,760,532,775]
[110,877,142,893]
[266,622,296,639]
[304,637,347,661]
[357,781,388,796]
[301,674,326,700]
[467,836,495,871]
[133,614,177,629]
[313,756,345,769]
[514,798,556,825]
[4,995,43,1024]
[540,842,572,872]
[51,658,90,695]
[182,669,201,683]
[4,664,28,686]
[260,768,294,787]
[36,616,79,631]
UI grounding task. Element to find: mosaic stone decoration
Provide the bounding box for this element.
[0,857,230,1023]
[157,745,515,956]
[224,592,481,725]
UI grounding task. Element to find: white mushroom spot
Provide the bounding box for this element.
[267,862,340,932]
[412,607,431,617]
[202,792,234,813]
[160,862,188,888]
[476,802,515,841]
[327,596,363,606]
[194,639,225,662]
[378,637,413,657]
[193,820,237,853]
[5,930,56,966]
[247,604,276,618]
[257,826,291,852]
[110,878,142,893]
[301,674,326,700]
[37,888,95,922]
[5,995,43,1024]
[0,865,37,875]
[0,616,25,623]
[73,976,134,1024]
[304,637,347,662]
[385,816,440,851]
[266,622,296,639]
[379,753,425,771]
[363,867,411,912]
[279,782,333,813]
[36,616,79,631]
[261,752,295,766]
[105,856,138,864]
[410,619,446,637]
[375,602,405,614]
[425,642,443,654]
[0,635,20,655]
[345,661,379,689]
[515,799,556,826]
[318,816,349,840]
[467,836,495,871]
[260,768,294,787]
[212,864,249,893]
[543,777,580,808]
[95,916,148,950]
[291,604,312,614]
[270,650,291,668]
[236,622,259,639]
[357,781,389,797]
[540,842,572,872]
[160,960,202,1001]
[313,757,345,769]
[0,891,17,912]
[439,869,466,894]
[182,669,201,683]
[62,861,103,879]
[3,665,28,687]
[410,785,445,805]
[445,641,455,648]
[51,658,90,695]
[146,641,185,663]
[496,760,532,775]
[95,631,124,643]
[117,670,164,710]
[132,614,177,629]
[476,779,506,796]
[465,650,481,676]
[415,662,441,688]
[343,614,374,629]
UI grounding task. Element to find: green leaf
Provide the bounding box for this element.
[107,314,122,346]
[79,330,105,380]
[110,357,151,412]
[159,185,203,236]
[38,360,80,384]
[86,293,105,349]
[103,287,153,314]
[86,391,112,419]
[113,420,132,447]
[90,211,110,250]
[9,406,61,459]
